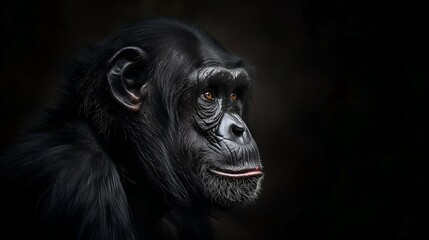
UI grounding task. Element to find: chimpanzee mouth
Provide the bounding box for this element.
[209,167,263,178]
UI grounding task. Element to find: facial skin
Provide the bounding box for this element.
[190,66,264,207]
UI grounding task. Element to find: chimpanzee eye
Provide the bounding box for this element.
[203,90,214,100]
[230,92,238,101]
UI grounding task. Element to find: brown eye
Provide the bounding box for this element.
[203,90,214,100]
[230,92,238,101]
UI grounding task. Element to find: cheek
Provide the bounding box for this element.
[176,126,213,168]
[195,99,223,132]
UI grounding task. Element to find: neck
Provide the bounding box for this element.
[99,125,216,239]
[99,129,170,234]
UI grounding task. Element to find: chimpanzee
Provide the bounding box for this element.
[0,18,263,240]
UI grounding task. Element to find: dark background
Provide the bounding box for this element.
[1,0,428,239]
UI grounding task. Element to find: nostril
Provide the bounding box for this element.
[232,125,245,136]
[216,112,251,144]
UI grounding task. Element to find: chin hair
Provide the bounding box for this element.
[199,164,263,207]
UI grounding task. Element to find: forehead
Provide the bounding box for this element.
[197,67,249,81]
[189,66,250,87]
[152,40,248,86]
[137,21,249,84]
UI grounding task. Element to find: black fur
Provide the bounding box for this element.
[0,18,263,240]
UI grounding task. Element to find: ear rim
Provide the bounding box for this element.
[107,46,148,112]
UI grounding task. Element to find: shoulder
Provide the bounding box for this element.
[1,122,107,186]
[0,122,134,239]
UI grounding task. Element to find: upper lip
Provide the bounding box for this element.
[209,167,263,178]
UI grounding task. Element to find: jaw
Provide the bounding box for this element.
[187,132,264,207]
[199,164,264,207]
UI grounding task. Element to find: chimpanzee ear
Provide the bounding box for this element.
[107,46,149,111]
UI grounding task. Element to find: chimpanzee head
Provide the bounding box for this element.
[76,19,263,208]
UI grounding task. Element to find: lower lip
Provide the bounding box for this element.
[209,168,264,178]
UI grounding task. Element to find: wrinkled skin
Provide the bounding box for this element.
[0,19,263,240]
[191,67,263,206]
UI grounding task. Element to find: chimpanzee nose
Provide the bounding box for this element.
[216,112,252,144]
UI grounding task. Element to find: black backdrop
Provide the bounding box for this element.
[1,0,428,239]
